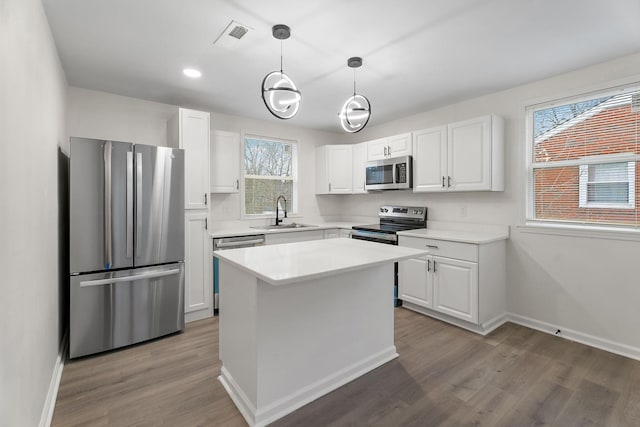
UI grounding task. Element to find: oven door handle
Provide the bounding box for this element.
[350,229,397,243]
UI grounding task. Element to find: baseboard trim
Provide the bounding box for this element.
[506,312,640,362]
[219,347,398,427]
[482,312,509,335]
[185,307,213,323]
[39,331,67,427]
[218,367,257,427]
[401,303,508,336]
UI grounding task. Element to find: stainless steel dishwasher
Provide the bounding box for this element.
[212,234,266,314]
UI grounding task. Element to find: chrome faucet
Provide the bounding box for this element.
[275,195,287,226]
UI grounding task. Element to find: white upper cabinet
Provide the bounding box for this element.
[387,133,412,158]
[448,115,503,191]
[413,126,447,192]
[413,115,504,193]
[210,130,240,193]
[352,142,367,194]
[367,137,388,160]
[367,133,412,161]
[169,108,210,209]
[316,145,353,194]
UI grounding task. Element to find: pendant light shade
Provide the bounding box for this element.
[261,25,301,120]
[339,57,371,133]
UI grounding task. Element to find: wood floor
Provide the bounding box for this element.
[52,309,640,426]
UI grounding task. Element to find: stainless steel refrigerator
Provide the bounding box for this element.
[69,137,185,358]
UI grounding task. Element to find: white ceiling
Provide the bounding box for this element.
[43,0,640,133]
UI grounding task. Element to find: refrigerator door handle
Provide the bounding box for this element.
[136,152,143,257]
[126,151,133,258]
[104,141,113,269]
[79,268,181,287]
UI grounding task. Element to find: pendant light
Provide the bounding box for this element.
[261,24,301,120]
[338,57,371,133]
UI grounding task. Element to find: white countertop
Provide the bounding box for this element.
[210,222,357,239]
[396,228,509,244]
[214,238,427,286]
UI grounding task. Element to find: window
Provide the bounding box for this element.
[243,135,297,216]
[527,86,640,229]
[579,162,635,208]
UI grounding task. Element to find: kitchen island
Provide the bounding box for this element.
[215,238,427,427]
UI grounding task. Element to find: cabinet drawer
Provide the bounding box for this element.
[399,236,478,262]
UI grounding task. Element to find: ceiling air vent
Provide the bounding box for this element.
[228,25,248,39]
[214,20,252,49]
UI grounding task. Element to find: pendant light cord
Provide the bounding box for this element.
[353,67,359,96]
[280,40,283,73]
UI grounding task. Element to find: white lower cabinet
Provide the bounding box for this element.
[339,228,352,238]
[432,256,478,323]
[399,255,477,322]
[184,211,213,322]
[398,235,504,334]
[398,257,432,308]
[323,228,340,239]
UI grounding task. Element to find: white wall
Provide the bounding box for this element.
[335,52,640,355]
[0,0,68,425]
[67,86,177,147]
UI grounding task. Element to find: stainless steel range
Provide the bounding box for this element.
[352,205,427,306]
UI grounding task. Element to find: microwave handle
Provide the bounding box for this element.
[395,163,402,183]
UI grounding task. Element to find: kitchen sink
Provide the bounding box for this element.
[251,223,318,230]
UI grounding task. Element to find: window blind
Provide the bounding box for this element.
[527,88,640,229]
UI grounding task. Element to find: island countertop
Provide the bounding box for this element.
[214,238,428,286]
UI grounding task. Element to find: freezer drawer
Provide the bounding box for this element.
[70,263,184,358]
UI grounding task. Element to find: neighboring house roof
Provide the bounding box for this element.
[534,93,632,145]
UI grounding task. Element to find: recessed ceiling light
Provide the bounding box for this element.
[183,68,202,78]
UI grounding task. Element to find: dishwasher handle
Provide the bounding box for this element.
[215,238,265,249]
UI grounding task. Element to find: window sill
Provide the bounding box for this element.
[518,222,640,242]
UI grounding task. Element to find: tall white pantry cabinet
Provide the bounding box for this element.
[168,108,213,323]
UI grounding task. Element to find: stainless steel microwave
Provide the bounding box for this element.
[365,155,413,191]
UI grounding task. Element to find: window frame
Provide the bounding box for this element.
[240,133,299,219]
[524,82,640,233]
